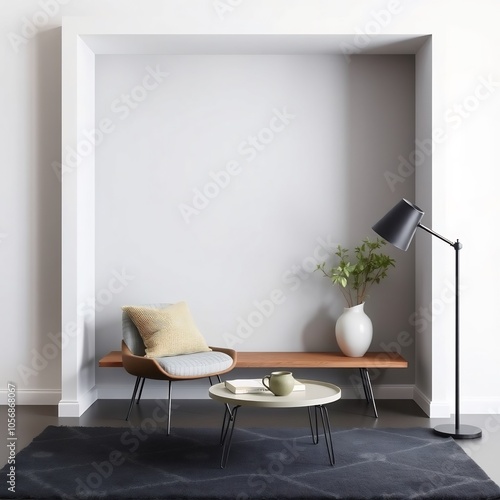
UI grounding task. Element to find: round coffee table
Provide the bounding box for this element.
[209,379,341,468]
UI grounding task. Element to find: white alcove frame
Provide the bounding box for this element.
[60,17,439,417]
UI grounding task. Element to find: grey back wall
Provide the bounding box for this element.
[94,54,415,398]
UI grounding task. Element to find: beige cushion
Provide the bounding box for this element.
[121,302,212,358]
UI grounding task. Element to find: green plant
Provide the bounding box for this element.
[316,237,396,307]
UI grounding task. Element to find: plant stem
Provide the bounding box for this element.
[318,266,352,307]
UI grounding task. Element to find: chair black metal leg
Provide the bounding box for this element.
[167,380,173,435]
[136,378,146,404]
[125,376,141,421]
[209,375,231,416]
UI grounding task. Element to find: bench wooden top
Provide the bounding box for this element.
[98,351,407,368]
[99,351,123,367]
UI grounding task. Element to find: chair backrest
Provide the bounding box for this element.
[122,303,170,356]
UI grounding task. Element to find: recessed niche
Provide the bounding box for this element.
[61,25,431,416]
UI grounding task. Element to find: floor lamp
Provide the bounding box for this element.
[372,199,482,439]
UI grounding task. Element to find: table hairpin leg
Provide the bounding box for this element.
[318,405,335,466]
[209,377,231,437]
[359,368,378,418]
[308,405,334,465]
[307,406,319,444]
[220,405,240,468]
[219,404,233,445]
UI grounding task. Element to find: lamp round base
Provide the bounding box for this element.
[433,424,482,439]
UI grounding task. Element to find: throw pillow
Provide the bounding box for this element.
[122,302,212,358]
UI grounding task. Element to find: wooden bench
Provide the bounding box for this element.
[99,351,407,417]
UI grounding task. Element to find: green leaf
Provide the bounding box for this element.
[314,235,396,306]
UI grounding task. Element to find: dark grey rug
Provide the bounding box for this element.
[2,426,500,499]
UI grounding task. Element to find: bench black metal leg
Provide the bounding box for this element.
[359,368,369,401]
[360,368,378,418]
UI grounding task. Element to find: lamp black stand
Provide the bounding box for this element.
[418,224,482,439]
[372,199,482,440]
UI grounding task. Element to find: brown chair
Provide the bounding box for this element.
[122,303,237,434]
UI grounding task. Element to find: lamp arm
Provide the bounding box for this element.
[417,223,461,249]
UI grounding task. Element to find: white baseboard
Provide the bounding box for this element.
[3,384,500,417]
[0,389,61,405]
[58,386,98,417]
[343,384,415,400]
[98,383,416,401]
[413,386,451,418]
[413,386,431,416]
[413,386,500,417]
[458,398,500,415]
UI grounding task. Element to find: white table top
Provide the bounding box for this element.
[209,379,341,408]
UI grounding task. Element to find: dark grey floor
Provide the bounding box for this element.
[1,399,499,486]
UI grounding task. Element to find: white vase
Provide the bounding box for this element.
[335,302,373,357]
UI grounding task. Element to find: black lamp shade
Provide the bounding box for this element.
[372,199,424,251]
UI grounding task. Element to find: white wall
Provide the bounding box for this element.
[94,53,415,399]
[1,0,500,417]
[414,38,435,413]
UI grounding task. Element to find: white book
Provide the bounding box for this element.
[225,378,305,394]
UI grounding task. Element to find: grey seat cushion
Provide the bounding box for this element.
[155,351,233,377]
